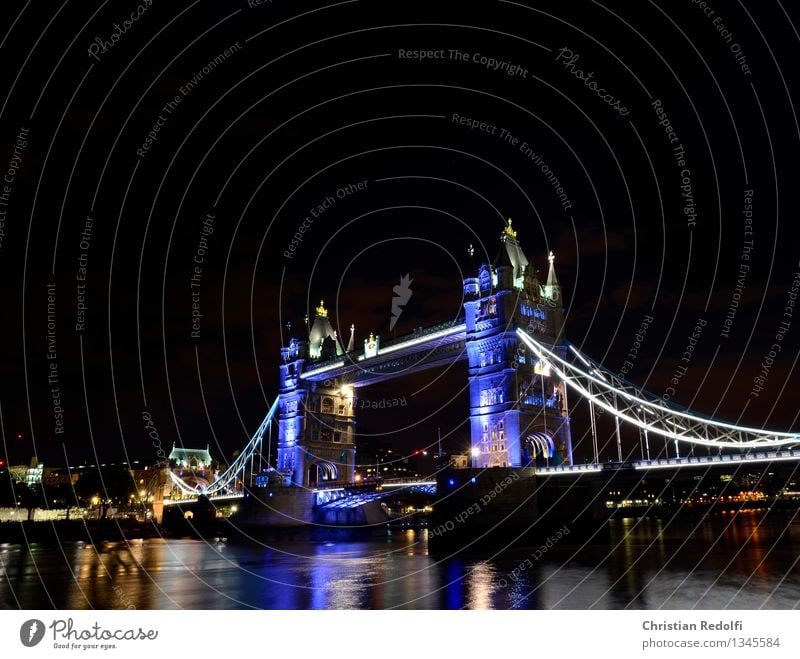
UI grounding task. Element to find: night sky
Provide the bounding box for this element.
[1,0,799,468]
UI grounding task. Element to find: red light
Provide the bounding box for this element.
[16,433,23,439]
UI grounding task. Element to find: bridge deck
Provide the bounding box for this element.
[538,449,800,475]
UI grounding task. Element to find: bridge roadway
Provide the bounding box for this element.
[163,450,800,508]
[536,448,800,474]
[300,319,467,386]
[313,478,437,510]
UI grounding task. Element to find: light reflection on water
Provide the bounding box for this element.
[1,513,798,609]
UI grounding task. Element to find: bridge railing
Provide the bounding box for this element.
[377,317,466,350]
[536,463,604,474]
[538,449,800,475]
[308,317,467,372]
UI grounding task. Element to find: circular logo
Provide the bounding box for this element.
[20,619,45,647]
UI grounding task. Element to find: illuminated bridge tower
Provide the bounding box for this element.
[277,301,356,487]
[463,220,573,467]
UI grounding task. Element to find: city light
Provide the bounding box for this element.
[471,447,481,458]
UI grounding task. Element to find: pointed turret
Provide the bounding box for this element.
[496,218,529,289]
[463,243,480,297]
[543,251,562,303]
[308,300,344,359]
[346,324,355,352]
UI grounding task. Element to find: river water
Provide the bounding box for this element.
[1,512,798,609]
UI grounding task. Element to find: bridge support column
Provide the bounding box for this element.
[293,446,307,487]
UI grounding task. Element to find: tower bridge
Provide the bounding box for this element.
[275,218,572,488]
[169,220,800,529]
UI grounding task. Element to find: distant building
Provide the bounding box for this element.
[169,445,213,471]
[167,444,219,499]
[8,457,44,485]
[357,439,424,479]
[449,454,469,469]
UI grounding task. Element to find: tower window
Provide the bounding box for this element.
[321,398,334,414]
[534,361,551,377]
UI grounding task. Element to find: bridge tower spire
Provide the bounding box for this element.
[544,250,562,305]
[463,222,572,468]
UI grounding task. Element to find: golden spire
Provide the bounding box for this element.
[316,299,328,318]
[504,217,517,239]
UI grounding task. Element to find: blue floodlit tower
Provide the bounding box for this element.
[463,220,573,467]
[277,301,357,486]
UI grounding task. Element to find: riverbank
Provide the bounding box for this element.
[0,519,165,544]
